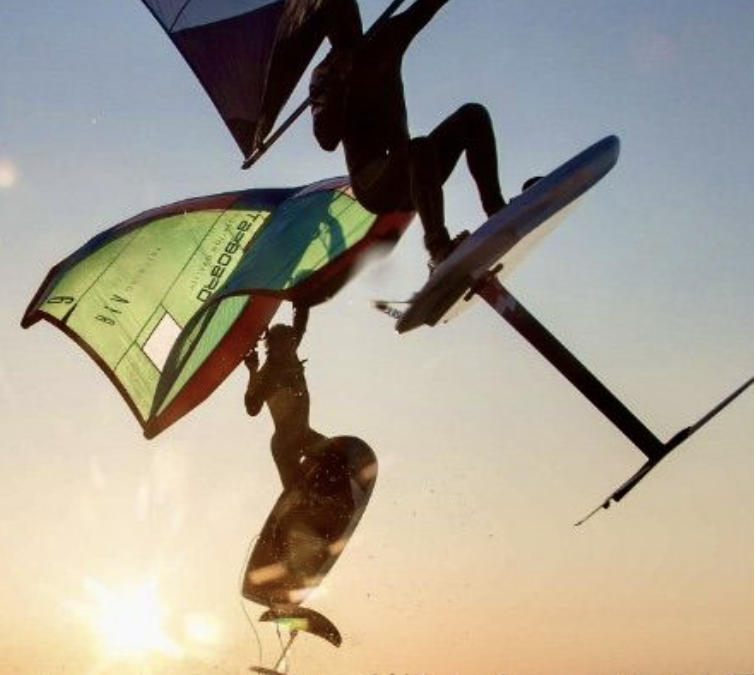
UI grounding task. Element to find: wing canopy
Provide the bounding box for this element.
[22,179,413,437]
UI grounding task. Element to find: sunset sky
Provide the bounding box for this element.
[0,1,752,674]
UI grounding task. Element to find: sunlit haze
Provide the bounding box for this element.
[0,1,752,674]
[0,158,18,189]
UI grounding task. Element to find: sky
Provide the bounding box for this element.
[0,1,753,674]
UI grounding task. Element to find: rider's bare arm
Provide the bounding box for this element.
[244,355,266,417]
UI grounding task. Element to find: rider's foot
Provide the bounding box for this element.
[484,196,507,218]
[428,230,471,275]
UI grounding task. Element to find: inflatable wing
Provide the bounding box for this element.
[22,178,412,438]
[140,0,289,157]
[140,0,356,158]
[139,1,407,161]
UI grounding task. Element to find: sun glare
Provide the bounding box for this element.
[184,613,221,645]
[80,578,183,659]
[0,158,18,188]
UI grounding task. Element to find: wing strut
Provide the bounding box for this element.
[242,0,408,169]
[475,278,753,524]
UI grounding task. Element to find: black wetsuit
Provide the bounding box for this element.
[307,0,506,259]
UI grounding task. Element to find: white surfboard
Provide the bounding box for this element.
[393,135,621,333]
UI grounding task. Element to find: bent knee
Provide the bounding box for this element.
[455,102,492,126]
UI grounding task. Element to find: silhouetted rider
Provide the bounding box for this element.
[244,306,327,489]
[260,0,508,269]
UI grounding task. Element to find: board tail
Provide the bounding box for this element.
[373,299,408,321]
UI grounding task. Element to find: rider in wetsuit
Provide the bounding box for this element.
[244,308,327,490]
[259,0,508,268]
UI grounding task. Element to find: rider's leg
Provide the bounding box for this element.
[427,102,506,217]
[409,103,506,261]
